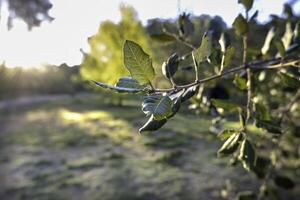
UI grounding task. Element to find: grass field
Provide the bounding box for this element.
[0,93,295,200]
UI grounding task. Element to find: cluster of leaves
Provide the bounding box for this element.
[93,0,300,199]
[2,0,54,30]
[80,5,153,87]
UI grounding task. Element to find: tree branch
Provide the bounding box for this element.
[151,58,299,93]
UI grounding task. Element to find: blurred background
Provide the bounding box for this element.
[0,0,299,199]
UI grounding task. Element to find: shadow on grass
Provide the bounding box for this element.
[0,94,263,200]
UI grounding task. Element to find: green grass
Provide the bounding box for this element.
[0,94,269,200]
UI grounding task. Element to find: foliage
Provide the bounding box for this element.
[90,1,300,199]
[0,0,53,29]
[80,5,153,85]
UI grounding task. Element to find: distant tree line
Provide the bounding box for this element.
[0,64,87,100]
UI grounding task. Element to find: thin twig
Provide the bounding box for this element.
[244,9,252,131]
[163,29,197,50]
[151,59,299,93]
[192,51,199,82]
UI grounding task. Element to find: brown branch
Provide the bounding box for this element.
[151,59,299,93]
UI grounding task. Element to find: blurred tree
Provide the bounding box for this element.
[0,63,86,99]
[80,5,153,85]
[0,0,53,30]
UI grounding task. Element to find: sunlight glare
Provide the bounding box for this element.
[0,0,296,68]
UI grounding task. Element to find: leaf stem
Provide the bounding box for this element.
[244,10,251,131]
[192,51,200,82]
[219,52,225,74]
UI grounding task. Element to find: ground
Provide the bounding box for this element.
[0,93,296,200]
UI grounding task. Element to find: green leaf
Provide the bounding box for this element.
[293,22,300,44]
[238,0,254,11]
[178,13,194,36]
[275,40,285,57]
[168,97,182,118]
[261,27,275,55]
[255,119,282,134]
[139,115,167,133]
[283,3,293,18]
[219,32,231,53]
[249,10,259,21]
[274,175,295,189]
[123,40,155,84]
[181,85,198,103]
[93,80,143,94]
[224,46,235,67]
[239,109,246,127]
[211,99,241,112]
[217,129,239,140]
[234,74,247,90]
[194,33,212,64]
[239,139,256,171]
[232,14,248,36]
[150,33,176,43]
[115,77,143,89]
[254,103,271,121]
[218,133,241,157]
[162,53,179,79]
[282,22,294,50]
[279,72,300,89]
[209,48,222,66]
[236,191,256,200]
[142,95,173,120]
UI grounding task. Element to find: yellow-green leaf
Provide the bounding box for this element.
[194,33,212,64]
[123,40,155,84]
[233,14,248,36]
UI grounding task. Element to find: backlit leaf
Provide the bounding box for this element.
[233,14,248,36]
[255,119,282,134]
[293,22,300,44]
[211,99,241,112]
[139,115,167,133]
[219,32,231,53]
[150,33,176,43]
[142,95,173,120]
[275,40,285,57]
[254,103,271,121]
[239,139,256,171]
[281,22,294,50]
[238,0,254,11]
[93,80,143,94]
[217,129,239,140]
[115,77,143,89]
[181,85,199,103]
[194,33,212,64]
[234,74,247,90]
[123,40,155,84]
[162,53,179,79]
[218,133,241,156]
[261,27,275,55]
[224,46,235,67]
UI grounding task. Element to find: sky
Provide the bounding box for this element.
[0,0,299,68]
